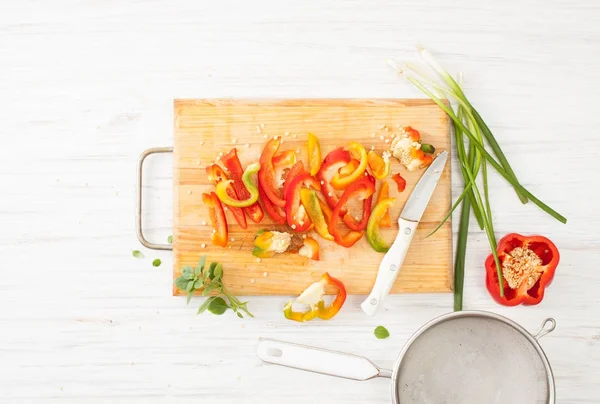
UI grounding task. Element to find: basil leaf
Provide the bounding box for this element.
[212,263,223,280]
[167,235,173,244]
[174,276,189,291]
[196,256,207,273]
[202,284,215,296]
[181,266,195,280]
[204,262,217,281]
[152,259,161,267]
[132,250,144,258]
[207,297,228,315]
[198,296,216,314]
[374,326,390,339]
[186,292,194,304]
[186,280,196,292]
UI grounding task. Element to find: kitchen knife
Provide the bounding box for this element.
[360,150,449,316]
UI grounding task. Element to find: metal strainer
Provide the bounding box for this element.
[257,310,556,403]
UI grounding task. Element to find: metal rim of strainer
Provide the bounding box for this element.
[389,310,556,404]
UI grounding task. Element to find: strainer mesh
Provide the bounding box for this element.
[395,316,550,404]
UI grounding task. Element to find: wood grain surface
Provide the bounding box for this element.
[1,1,599,403]
[173,99,452,295]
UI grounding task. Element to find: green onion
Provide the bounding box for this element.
[389,47,567,310]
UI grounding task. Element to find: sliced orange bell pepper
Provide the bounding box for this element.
[376,181,392,228]
[299,236,320,260]
[367,150,391,180]
[202,192,228,247]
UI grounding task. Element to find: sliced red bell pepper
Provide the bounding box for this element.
[330,142,368,190]
[299,189,333,241]
[272,150,297,167]
[285,173,321,232]
[272,150,297,188]
[215,162,260,207]
[222,148,264,223]
[366,197,396,252]
[376,181,392,228]
[307,132,322,176]
[391,173,407,192]
[316,147,351,212]
[282,161,305,198]
[298,236,320,260]
[259,182,286,225]
[206,164,247,229]
[486,233,560,306]
[283,272,347,322]
[202,192,228,247]
[258,138,286,207]
[329,177,375,247]
[342,173,375,231]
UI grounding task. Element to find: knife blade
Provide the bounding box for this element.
[360,150,448,316]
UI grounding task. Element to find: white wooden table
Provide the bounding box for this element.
[1,1,599,403]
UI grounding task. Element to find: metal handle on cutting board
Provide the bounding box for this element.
[136,147,173,250]
[256,338,392,380]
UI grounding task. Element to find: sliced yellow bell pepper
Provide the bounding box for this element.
[330,142,367,190]
[307,132,322,176]
[366,197,396,252]
[299,189,333,241]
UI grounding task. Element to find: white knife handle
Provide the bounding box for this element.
[361,218,418,316]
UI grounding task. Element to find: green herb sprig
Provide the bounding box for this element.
[174,256,253,318]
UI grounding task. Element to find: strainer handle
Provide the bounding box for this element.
[532,317,556,340]
[256,338,390,381]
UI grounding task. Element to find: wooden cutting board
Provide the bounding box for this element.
[173,99,452,296]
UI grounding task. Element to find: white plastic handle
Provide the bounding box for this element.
[257,338,390,380]
[361,218,418,316]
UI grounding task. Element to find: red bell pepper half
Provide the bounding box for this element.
[329,177,375,247]
[316,147,351,213]
[259,138,286,208]
[485,233,560,306]
[285,172,321,232]
[201,192,228,247]
[206,164,248,229]
[222,148,264,223]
